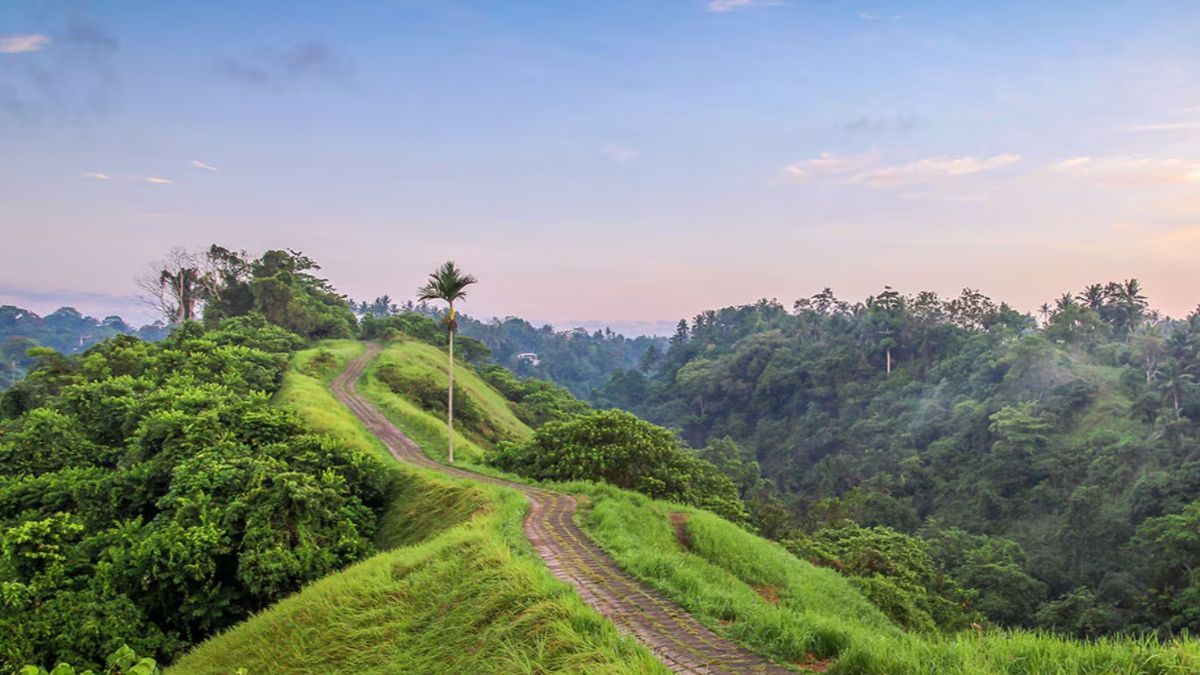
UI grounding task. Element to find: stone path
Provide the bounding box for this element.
[331,344,793,674]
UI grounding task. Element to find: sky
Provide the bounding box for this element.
[1,0,1199,335]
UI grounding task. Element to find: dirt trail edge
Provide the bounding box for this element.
[331,344,793,675]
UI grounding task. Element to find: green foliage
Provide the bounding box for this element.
[476,362,591,426]
[0,321,389,671]
[785,524,977,633]
[1134,501,1200,633]
[20,644,160,675]
[436,311,663,400]
[921,525,1047,628]
[358,311,443,343]
[0,307,168,390]
[199,248,357,339]
[489,409,748,522]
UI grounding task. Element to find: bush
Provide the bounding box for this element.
[785,524,977,633]
[489,409,747,522]
[477,363,589,427]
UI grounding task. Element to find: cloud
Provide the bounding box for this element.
[708,0,781,13]
[143,177,174,185]
[217,41,353,85]
[191,160,219,172]
[784,152,1020,187]
[600,144,637,163]
[0,34,50,54]
[81,171,111,180]
[854,154,1020,187]
[784,152,877,180]
[1051,155,1200,186]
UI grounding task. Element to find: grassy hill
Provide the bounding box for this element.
[177,338,1200,674]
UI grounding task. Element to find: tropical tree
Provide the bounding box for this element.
[137,247,211,325]
[417,261,478,463]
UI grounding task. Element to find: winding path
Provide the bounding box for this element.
[331,344,792,674]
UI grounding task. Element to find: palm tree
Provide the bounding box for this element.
[1076,284,1106,311]
[417,261,478,464]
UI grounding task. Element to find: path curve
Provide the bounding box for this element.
[331,344,792,675]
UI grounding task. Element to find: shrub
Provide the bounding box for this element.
[489,409,747,522]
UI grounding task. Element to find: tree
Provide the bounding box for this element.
[417,261,478,464]
[137,248,211,325]
[489,409,747,522]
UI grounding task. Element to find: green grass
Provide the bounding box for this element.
[171,342,662,674]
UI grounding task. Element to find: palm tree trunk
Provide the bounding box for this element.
[447,306,455,464]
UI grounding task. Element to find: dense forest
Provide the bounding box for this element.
[352,295,664,399]
[594,283,1200,638]
[0,306,169,389]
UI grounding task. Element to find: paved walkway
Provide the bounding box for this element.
[331,344,793,674]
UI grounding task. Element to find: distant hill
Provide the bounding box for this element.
[0,305,169,388]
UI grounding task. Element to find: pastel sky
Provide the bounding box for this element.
[2,1,1199,334]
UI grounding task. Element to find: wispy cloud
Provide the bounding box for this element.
[1051,155,1200,186]
[217,41,353,86]
[855,154,1020,187]
[784,152,877,180]
[191,160,219,172]
[143,176,174,185]
[0,34,50,54]
[785,152,1020,187]
[600,144,638,163]
[81,171,111,180]
[708,0,781,13]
